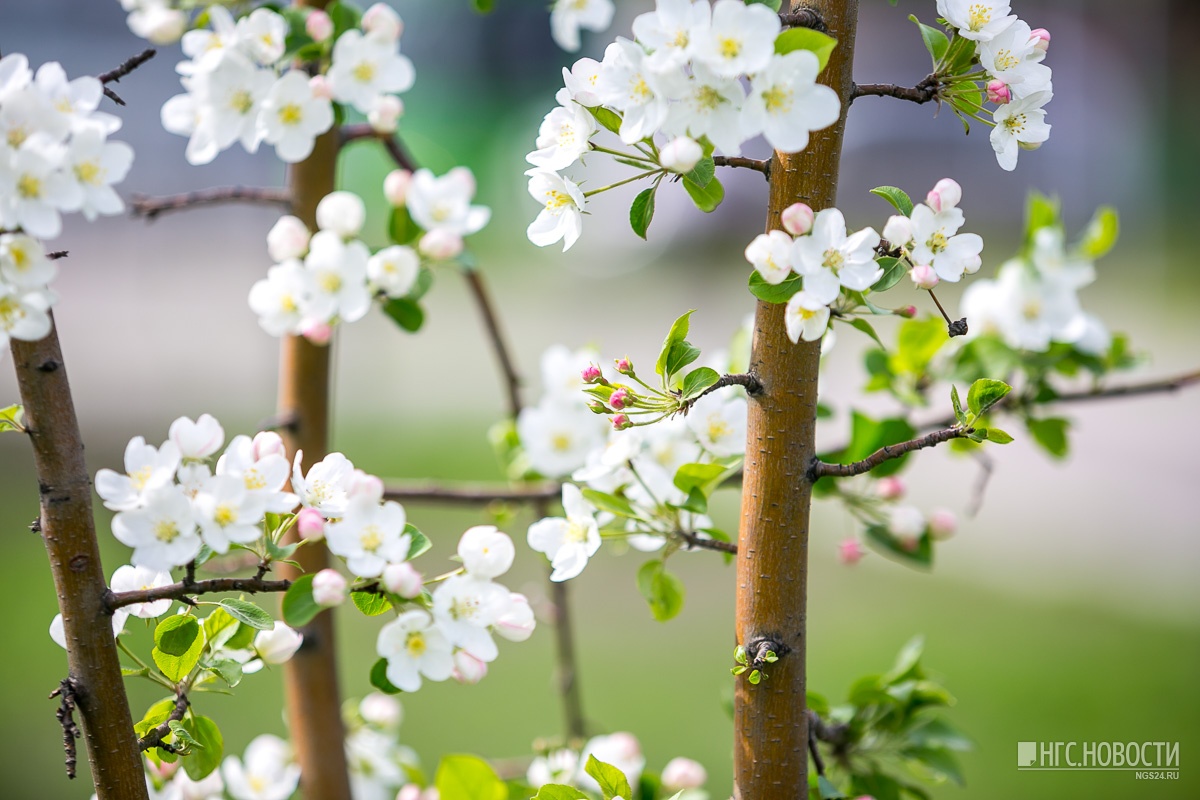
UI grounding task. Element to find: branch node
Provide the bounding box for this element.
[779,8,827,32]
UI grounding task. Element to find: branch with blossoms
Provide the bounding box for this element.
[97,48,157,106]
[129,186,292,220]
[811,426,972,480]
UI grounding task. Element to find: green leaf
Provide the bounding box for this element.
[470,0,496,11]
[216,598,274,631]
[630,186,656,240]
[382,297,425,333]
[870,186,914,217]
[847,318,885,350]
[1026,417,1069,458]
[904,746,965,786]
[870,256,906,292]
[818,775,847,799]
[966,378,1012,417]
[655,309,699,382]
[388,206,419,245]
[884,635,925,683]
[889,317,948,377]
[774,28,838,72]
[282,573,320,628]
[588,106,623,135]
[636,560,685,622]
[682,156,715,188]
[673,462,727,495]
[748,270,802,304]
[134,698,177,739]
[327,1,363,41]
[1078,206,1119,259]
[181,715,223,780]
[679,487,707,515]
[352,590,393,617]
[584,755,633,800]
[206,658,244,688]
[908,15,950,67]
[985,428,1013,444]
[950,385,966,425]
[0,403,24,432]
[581,488,639,519]
[121,666,149,678]
[683,173,724,212]
[167,720,199,752]
[435,754,507,800]
[864,525,933,569]
[405,524,432,560]
[152,616,204,683]
[370,657,403,694]
[909,717,973,751]
[680,367,720,400]
[532,786,589,800]
[1024,192,1060,251]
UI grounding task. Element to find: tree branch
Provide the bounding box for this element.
[810,427,970,480]
[684,373,762,411]
[98,48,156,106]
[106,575,293,611]
[136,692,189,753]
[850,74,940,105]
[340,123,419,172]
[713,156,770,179]
[462,268,524,420]
[678,530,738,554]
[382,480,561,505]
[130,186,293,220]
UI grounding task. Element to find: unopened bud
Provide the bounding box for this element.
[383,169,412,206]
[614,357,633,375]
[359,692,402,729]
[252,431,286,460]
[419,229,464,261]
[925,178,962,213]
[609,388,632,410]
[452,649,488,684]
[661,758,707,791]
[362,2,403,41]
[986,78,1011,104]
[267,215,310,262]
[587,401,608,414]
[316,191,366,237]
[875,476,905,500]
[305,9,333,42]
[296,507,326,541]
[611,413,633,431]
[896,305,918,318]
[301,320,333,345]
[659,136,703,174]
[929,508,958,540]
[781,202,814,236]
[309,74,333,100]
[349,469,384,503]
[368,94,404,134]
[838,538,865,565]
[581,364,603,384]
[382,562,423,598]
[1029,27,1050,54]
[312,569,348,607]
[882,214,913,247]
[910,264,939,290]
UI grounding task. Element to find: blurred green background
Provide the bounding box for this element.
[1,1,1198,799]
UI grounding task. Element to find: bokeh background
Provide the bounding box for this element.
[1,0,1197,798]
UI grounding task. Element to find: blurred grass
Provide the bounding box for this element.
[1,422,1196,800]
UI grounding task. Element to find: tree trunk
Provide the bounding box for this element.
[12,321,149,800]
[274,16,353,793]
[733,1,859,797]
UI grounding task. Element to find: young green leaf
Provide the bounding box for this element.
[748,270,802,304]
[1026,417,1069,458]
[966,378,1012,417]
[584,755,633,800]
[630,186,656,240]
[680,366,720,400]
[683,173,724,212]
[0,404,24,433]
[655,309,697,380]
[864,524,933,569]
[581,488,639,519]
[774,28,838,72]
[388,205,418,245]
[870,185,914,217]
[1077,205,1119,259]
[370,658,403,695]
[950,385,967,425]
[181,715,223,780]
[532,786,589,800]
[588,106,623,136]
[745,0,783,11]
[673,462,727,495]
[985,428,1014,444]
[818,775,847,799]
[282,573,320,628]
[382,297,425,333]
[216,598,274,631]
[152,616,204,682]
[351,590,393,616]
[682,156,715,188]
[435,754,507,800]
[636,560,686,622]
[405,524,432,560]
[908,14,950,66]
[870,256,906,293]
[847,318,886,350]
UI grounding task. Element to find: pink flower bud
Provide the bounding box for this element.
[609,388,631,410]
[986,79,1011,104]
[305,9,333,42]
[252,430,286,460]
[382,562,423,598]
[611,414,632,431]
[146,757,180,781]
[495,592,536,642]
[362,2,403,41]
[896,305,917,319]
[301,320,333,345]
[607,732,643,761]
[929,508,958,540]
[309,74,333,101]
[452,649,488,684]
[910,264,939,290]
[581,364,603,384]
[781,202,814,236]
[396,786,423,800]
[875,476,905,500]
[383,169,412,207]
[838,538,865,565]
[359,692,402,728]
[349,469,384,503]
[587,401,608,414]
[614,357,633,375]
[297,507,326,541]
[419,229,464,261]
[1029,28,1050,53]
[368,94,404,134]
[312,569,347,607]
[267,215,311,262]
[925,178,962,213]
[661,758,707,791]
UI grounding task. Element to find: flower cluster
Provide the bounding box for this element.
[526,0,841,251]
[375,526,535,693]
[936,0,1053,170]
[155,3,413,165]
[527,731,709,797]
[883,178,984,288]
[0,54,133,240]
[0,234,56,350]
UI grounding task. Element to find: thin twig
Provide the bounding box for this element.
[98,48,156,106]
[382,480,561,505]
[808,721,827,778]
[46,250,68,260]
[49,679,81,779]
[713,156,770,179]
[966,449,994,517]
[137,692,189,753]
[678,530,738,554]
[462,269,524,420]
[340,123,419,171]
[684,373,762,411]
[106,576,293,610]
[850,74,940,105]
[130,186,293,220]
[810,427,970,479]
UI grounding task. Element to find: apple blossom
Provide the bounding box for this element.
[0,234,55,287]
[659,136,703,174]
[363,3,404,42]
[407,167,490,237]
[376,609,454,692]
[1030,227,1095,289]
[910,264,939,290]
[431,574,511,662]
[687,392,747,457]
[170,413,225,461]
[661,757,707,791]
[215,435,298,513]
[936,0,1017,41]
[359,692,403,730]
[306,10,334,43]
[266,215,311,262]
[0,139,81,239]
[259,69,335,163]
[248,259,316,336]
[528,749,580,788]
[838,538,865,565]
[252,431,286,460]
[611,413,632,430]
[452,649,488,684]
[929,509,958,540]
[579,733,645,792]
[784,290,832,343]
[419,229,464,261]
[1030,27,1051,53]
[367,245,420,298]
[192,474,269,554]
[875,476,905,500]
[693,0,781,78]
[222,735,300,800]
[328,30,414,114]
[882,214,913,248]
[745,229,794,285]
[292,450,355,517]
[383,561,423,598]
[526,169,586,251]
[325,497,411,578]
[561,58,604,107]
[991,90,1052,171]
[528,483,601,582]
[95,436,181,511]
[295,507,326,541]
[254,622,304,664]
[887,505,927,548]
[368,93,404,133]
[301,319,332,345]
[313,568,349,607]
[925,178,962,213]
[978,19,1052,100]
[0,283,53,347]
[50,609,128,649]
[527,101,597,171]
[124,2,187,45]
[633,0,713,72]
[550,0,616,53]
[109,564,173,618]
[791,208,882,304]
[304,230,372,323]
[743,51,841,154]
[383,169,412,206]
[237,9,289,66]
[316,191,367,238]
[458,525,515,580]
[781,202,815,236]
[494,593,537,642]
[112,485,202,571]
[666,61,746,155]
[596,38,679,145]
[309,74,333,100]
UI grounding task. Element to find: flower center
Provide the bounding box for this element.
[17,174,41,199]
[968,3,992,31]
[707,417,731,441]
[763,85,793,113]
[822,248,845,272]
[360,525,382,552]
[317,271,342,294]
[695,85,725,111]
[630,76,653,103]
[993,48,1019,71]
[719,37,741,60]
[551,433,572,452]
[74,160,103,186]
[280,293,298,313]
[1022,299,1041,320]
[130,466,153,492]
[672,30,689,48]
[153,519,180,542]
[278,103,303,126]
[0,297,24,330]
[6,126,27,148]
[1003,112,1027,134]
[565,521,589,544]
[430,203,452,222]
[449,595,481,622]
[544,191,574,212]
[243,469,267,491]
[353,61,377,83]
[926,231,948,254]
[214,504,237,527]
[405,631,427,657]
[557,123,577,148]
[230,89,254,115]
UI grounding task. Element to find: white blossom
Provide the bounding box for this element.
[0,283,53,345]
[95,436,181,512]
[742,51,841,154]
[550,0,616,53]
[907,203,984,282]
[367,245,420,298]
[248,259,316,336]
[745,229,794,285]
[784,290,831,343]
[304,230,372,324]
[111,485,202,571]
[936,0,1017,41]
[192,474,268,554]
[61,127,133,220]
[791,208,882,304]
[170,413,226,461]
[692,0,781,78]
[259,70,334,163]
[223,735,300,800]
[518,397,607,477]
[292,450,355,517]
[525,170,586,252]
[376,609,454,692]
[665,62,745,155]
[527,483,601,582]
[596,38,680,145]
[458,525,515,580]
[254,622,303,665]
[561,58,604,107]
[325,497,411,578]
[527,101,597,171]
[686,392,747,457]
[406,167,490,237]
[990,90,1052,171]
[431,574,511,661]
[328,30,414,114]
[109,564,173,618]
[632,0,712,72]
[978,19,1052,99]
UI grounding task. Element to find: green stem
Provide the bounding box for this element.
[591,144,658,165]
[583,170,663,198]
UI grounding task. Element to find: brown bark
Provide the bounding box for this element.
[11,321,149,799]
[274,16,353,791]
[734,2,859,797]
